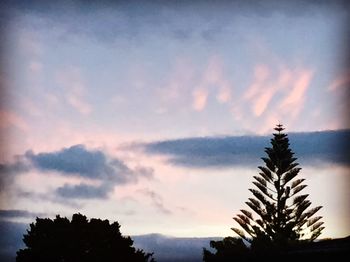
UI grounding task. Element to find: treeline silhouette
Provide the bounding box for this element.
[16,125,349,261]
[16,213,154,262]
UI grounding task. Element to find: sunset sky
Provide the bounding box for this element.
[1,0,349,240]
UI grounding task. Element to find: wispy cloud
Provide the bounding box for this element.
[280,69,314,118]
[328,70,350,92]
[56,183,110,199]
[138,189,172,215]
[55,67,92,115]
[192,88,208,111]
[204,56,232,104]
[0,110,29,132]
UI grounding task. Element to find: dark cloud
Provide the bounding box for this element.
[0,159,29,195]
[1,145,153,200]
[25,145,131,182]
[141,130,350,169]
[2,0,348,46]
[0,209,45,220]
[24,145,153,199]
[56,183,110,199]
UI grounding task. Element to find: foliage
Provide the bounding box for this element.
[203,237,249,261]
[16,213,154,262]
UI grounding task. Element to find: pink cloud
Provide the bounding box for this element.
[192,88,208,111]
[0,110,29,131]
[253,89,275,117]
[244,64,270,100]
[328,70,350,92]
[217,86,231,104]
[252,67,292,117]
[280,69,314,118]
[243,64,280,117]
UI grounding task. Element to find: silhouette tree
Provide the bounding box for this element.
[203,237,250,261]
[16,213,154,262]
[231,124,324,248]
[203,124,325,261]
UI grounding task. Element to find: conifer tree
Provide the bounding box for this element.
[232,124,324,247]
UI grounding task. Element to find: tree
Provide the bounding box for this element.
[203,237,250,262]
[16,213,154,262]
[231,124,324,248]
[203,124,325,261]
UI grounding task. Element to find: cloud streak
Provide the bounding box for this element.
[56,183,110,199]
[141,130,350,169]
[138,189,172,215]
[0,209,46,220]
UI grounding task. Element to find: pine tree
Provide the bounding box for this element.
[232,124,324,247]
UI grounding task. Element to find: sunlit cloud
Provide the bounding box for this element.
[0,111,29,132]
[216,86,232,104]
[244,64,270,100]
[192,88,208,111]
[280,69,314,118]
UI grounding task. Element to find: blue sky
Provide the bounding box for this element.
[0,0,349,241]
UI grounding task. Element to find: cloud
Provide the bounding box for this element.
[55,67,92,115]
[0,159,30,195]
[24,144,153,199]
[279,69,314,118]
[242,64,302,118]
[0,209,45,220]
[141,130,350,169]
[328,70,350,92]
[56,183,110,199]
[192,88,208,111]
[1,145,153,200]
[216,86,231,104]
[138,189,172,215]
[0,110,29,131]
[25,144,132,182]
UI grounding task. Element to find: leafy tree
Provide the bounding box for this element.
[231,124,324,248]
[203,237,250,262]
[16,213,154,262]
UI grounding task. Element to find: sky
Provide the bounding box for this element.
[0,0,350,243]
